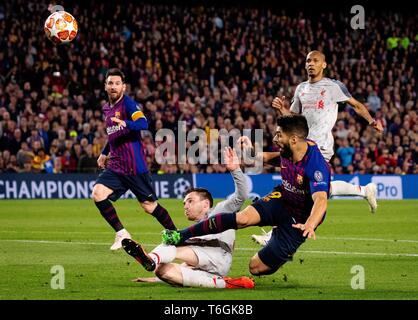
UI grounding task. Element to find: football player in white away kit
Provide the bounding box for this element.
[122,147,254,289]
[251,50,384,246]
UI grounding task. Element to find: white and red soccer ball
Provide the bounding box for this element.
[44,11,78,44]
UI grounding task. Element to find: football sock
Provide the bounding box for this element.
[179,212,237,242]
[95,199,123,232]
[151,244,177,264]
[151,204,177,230]
[330,181,366,197]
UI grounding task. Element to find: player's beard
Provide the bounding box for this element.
[108,91,123,104]
[280,142,293,159]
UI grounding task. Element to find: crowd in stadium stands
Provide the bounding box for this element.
[0,1,417,175]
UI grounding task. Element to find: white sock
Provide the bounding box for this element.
[149,253,160,265]
[181,266,226,288]
[330,181,366,197]
[116,228,128,235]
[151,244,177,264]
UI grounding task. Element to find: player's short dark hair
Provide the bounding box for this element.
[277,114,309,139]
[105,68,125,83]
[184,187,214,208]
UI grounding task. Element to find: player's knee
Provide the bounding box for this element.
[249,256,277,276]
[235,212,251,228]
[92,185,107,202]
[249,263,275,276]
[249,259,264,275]
[140,201,157,214]
[155,263,175,282]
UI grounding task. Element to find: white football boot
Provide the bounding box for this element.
[251,228,272,247]
[365,183,378,213]
[110,229,131,251]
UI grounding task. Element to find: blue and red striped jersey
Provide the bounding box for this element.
[279,140,331,224]
[101,95,148,175]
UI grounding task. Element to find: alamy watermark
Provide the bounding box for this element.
[350,5,365,30]
[50,265,65,289]
[350,265,365,289]
[145,121,264,173]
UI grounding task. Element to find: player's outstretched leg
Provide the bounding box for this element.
[330,181,378,213]
[162,212,238,245]
[122,238,156,271]
[167,266,254,289]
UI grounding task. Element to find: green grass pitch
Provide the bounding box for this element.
[0,199,417,300]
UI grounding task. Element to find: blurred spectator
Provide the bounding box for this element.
[336,139,355,171]
[31,148,53,173]
[367,90,381,113]
[78,144,97,173]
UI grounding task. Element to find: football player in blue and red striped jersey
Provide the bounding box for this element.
[92,68,176,250]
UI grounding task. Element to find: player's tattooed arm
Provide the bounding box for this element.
[263,152,281,166]
[237,136,279,166]
[292,191,328,240]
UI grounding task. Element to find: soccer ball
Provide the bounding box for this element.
[44,11,78,44]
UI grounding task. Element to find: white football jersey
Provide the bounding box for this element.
[290,77,352,161]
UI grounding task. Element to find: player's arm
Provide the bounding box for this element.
[346,97,383,132]
[126,104,148,131]
[216,147,250,212]
[292,191,328,240]
[263,152,281,166]
[272,85,302,116]
[101,142,109,155]
[237,136,281,166]
[271,96,293,115]
[97,142,109,169]
[111,102,148,131]
[293,151,330,239]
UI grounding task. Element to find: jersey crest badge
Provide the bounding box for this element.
[314,171,323,182]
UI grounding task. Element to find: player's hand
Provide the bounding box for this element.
[224,147,240,171]
[131,277,161,283]
[371,121,384,133]
[236,136,253,150]
[111,117,126,128]
[272,96,290,115]
[292,223,316,240]
[97,154,108,169]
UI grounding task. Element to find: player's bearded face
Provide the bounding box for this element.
[274,128,293,158]
[105,76,125,103]
[280,140,292,158]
